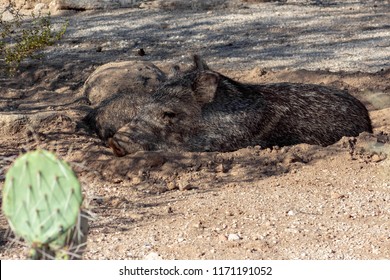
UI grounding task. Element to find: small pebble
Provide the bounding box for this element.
[177,237,185,243]
[371,154,384,163]
[287,210,295,216]
[228,233,241,241]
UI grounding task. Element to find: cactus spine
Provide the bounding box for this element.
[2,150,84,259]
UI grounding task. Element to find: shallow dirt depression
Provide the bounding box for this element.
[1,0,390,259]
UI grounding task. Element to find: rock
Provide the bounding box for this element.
[287,210,295,216]
[371,153,386,163]
[34,3,48,13]
[216,162,230,173]
[178,180,193,191]
[228,233,241,241]
[167,181,178,190]
[1,10,14,21]
[177,237,185,243]
[249,66,267,79]
[131,176,143,184]
[7,0,34,9]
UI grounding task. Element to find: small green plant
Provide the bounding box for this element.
[0,0,68,74]
[2,149,86,259]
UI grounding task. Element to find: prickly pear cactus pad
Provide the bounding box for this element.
[2,150,82,247]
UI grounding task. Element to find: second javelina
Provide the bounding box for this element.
[109,55,372,156]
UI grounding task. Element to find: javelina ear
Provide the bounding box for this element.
[192,71,219,105]
[193,54,210,71]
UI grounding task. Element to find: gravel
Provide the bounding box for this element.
[40,0,390,73]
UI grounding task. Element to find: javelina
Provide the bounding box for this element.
[82,61,168,142]
[83,93,152,141]
[109,55,372,156]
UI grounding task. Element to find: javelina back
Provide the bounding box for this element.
[82,61,166,106]
[109,55,372,156]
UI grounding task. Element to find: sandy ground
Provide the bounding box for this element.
[0,0,390,259]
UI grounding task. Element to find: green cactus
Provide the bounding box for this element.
[2,149,84,259]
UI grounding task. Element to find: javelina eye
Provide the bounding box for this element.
[162,111,177,119]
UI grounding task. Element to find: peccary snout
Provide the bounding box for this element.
[109,55,372,156]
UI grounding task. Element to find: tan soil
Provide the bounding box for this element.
[0,1,390,260]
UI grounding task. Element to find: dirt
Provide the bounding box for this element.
[1,0,390,260]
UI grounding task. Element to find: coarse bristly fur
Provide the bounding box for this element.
[83,93,151,142]
[109,55,373,156]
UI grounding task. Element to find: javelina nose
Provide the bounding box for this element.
[108,119,157,156]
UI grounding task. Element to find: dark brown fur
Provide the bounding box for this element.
[83,93,151,142]
[109,55,372,156]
